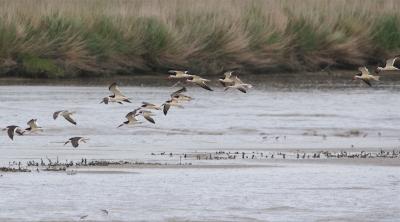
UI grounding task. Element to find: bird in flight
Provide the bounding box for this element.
[64,137,89,148]
[25,119,43,133]
[3,125,25,140]
[186,75,213,91]
[353,67,380,87]
[376,57,399,73]
[101,82,132,104]
[53,110,77,125]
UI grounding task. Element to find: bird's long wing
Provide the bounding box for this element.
[109,82,125,97]
[53,111,63,120]
[63,115,77,125]
[362,79,372,87]
[163,103,171,115]
[197,82,213,91]
[126,108,141,118]
[7,126,17,140]
[171,87,187,97]
[143,114,155,124]
[142,101,156,107]
[386,57,398,66]
[358,67,369,76]
[27,119,36,128]
[236,86,247,93]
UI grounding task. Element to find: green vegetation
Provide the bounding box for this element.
[0,0,399,78]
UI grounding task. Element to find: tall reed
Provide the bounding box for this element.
[0,0,399,77]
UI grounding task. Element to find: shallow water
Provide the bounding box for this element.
[1,164,400,222]
[1,77,400,221]
[1,81,400,163]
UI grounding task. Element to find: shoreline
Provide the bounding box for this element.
[2,158,399,175]
[2,149,399,174]
[1,71,400,88]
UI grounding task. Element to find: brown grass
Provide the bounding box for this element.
[0,0,399,77]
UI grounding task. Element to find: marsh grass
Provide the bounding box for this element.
[0,0,400,77]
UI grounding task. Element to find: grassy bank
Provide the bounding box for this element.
[0,0,400,78]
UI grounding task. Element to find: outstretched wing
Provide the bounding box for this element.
[63,115,77,125]
[109,82,125,97]
[53,111,63,120]
[170,87,187,97]
[362,79,372,87]
[126,108,141,118]
[197,82,213,91]
[358,67,369,76]
[27,119,37,128]
[163,103,171,115]
[7,126,17,140]
[142,101,156,107]
[386,57,398,66]
[143,114,155,124]
[236,86,247,93]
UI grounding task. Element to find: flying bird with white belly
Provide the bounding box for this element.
[137,110,156,124]
[376,57,399,73]
[25,119,43,133]
[101,82,132,104]
[141,102,161,110]
[170,87,193,102]
[186,75,213,91]
[224,75,253,93]
[353,67,380,87]
[118,109,142,128]
[167,70,193,79]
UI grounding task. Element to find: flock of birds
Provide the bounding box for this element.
[2,70,253,147]
[2,56,399,147]
[353,56,399,86]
